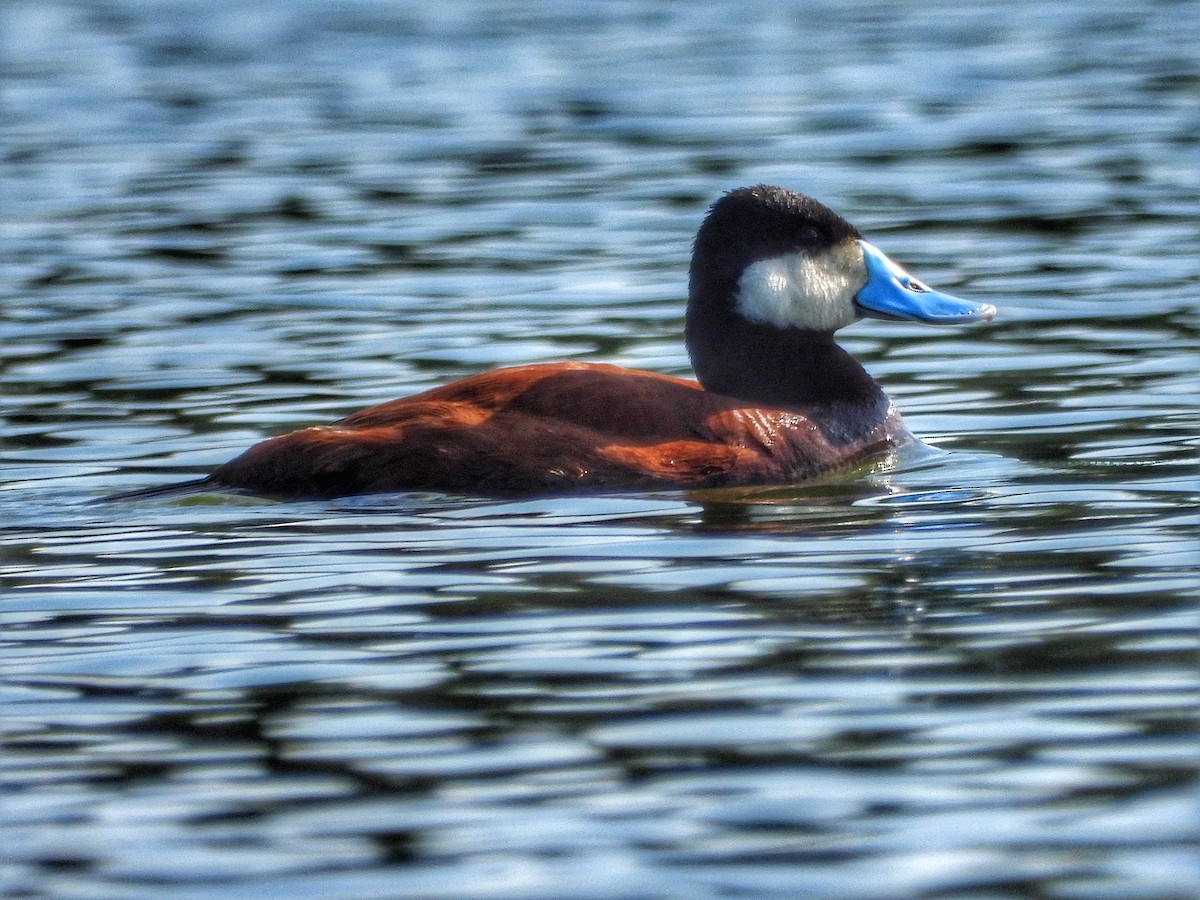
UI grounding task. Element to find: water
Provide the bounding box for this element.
[3,1,1198,897]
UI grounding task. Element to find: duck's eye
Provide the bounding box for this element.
[796,226,821,245]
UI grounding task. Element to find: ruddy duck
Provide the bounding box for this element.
[119,185,995,499]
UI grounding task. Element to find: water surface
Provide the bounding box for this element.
[3,1,1198,897]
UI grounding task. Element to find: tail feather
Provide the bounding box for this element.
[96,477,217,503]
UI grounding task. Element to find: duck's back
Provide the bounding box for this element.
[208,363,906,498]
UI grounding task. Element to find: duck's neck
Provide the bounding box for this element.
[685,310,890,445]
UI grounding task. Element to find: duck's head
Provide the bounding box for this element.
[685,185,995,402]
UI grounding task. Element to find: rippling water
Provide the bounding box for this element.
[3,1,1198,897]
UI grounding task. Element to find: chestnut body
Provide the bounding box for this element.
[212,362,907,498]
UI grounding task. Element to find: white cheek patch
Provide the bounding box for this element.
[734,251,864,332]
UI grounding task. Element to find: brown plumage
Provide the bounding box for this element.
[211,363,907,497]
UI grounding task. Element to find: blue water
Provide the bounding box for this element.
[3,1,1198,897]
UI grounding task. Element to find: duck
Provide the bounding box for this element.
[120,185,995,500]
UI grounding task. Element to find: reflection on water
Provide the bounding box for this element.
[2,0,1198,897]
